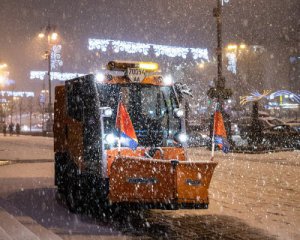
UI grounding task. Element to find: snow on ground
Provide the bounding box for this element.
[0,134,54,161]
[188,148,300,240]
[0,135,299,239]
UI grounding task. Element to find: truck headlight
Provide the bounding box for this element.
[174,132,188,143]
[105,133,116,144]
[174,108,184,118]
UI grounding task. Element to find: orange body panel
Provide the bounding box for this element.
[109,156,217,205]
[176,162,217,203]
[102,75,171,86]
[54,86,84,170]
[109,157,175,203]
[152,147,186,160]
[106,147,186,176]
[54,86,66,153]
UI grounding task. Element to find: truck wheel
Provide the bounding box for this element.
[65,179,83,213]
[55,152,68,194]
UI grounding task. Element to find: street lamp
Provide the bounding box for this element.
[226,43,247,52]
[38,24,59,132]
[0,63,8,69]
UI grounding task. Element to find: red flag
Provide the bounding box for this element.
[213,111,230,153]
[115,102,138,149]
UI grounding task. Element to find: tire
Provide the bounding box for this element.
[55,152,67,194]
[64,164,84,213]
[85,177,110,217]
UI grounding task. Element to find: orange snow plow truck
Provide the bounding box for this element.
[54,61,217,212]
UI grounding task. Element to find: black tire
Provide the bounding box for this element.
[85,177,110,217]
[55,152,67,194]
[64,163,84,213]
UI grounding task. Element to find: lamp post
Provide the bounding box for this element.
[38,24,59,132]
[207,0,232,103]
[207,0,233,145]
[0,63,8,123]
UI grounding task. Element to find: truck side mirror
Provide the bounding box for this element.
[100,107,113,118]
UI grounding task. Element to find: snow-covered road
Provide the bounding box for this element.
[0,135,299,239]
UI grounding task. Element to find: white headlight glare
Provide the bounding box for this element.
[163,75,173,85]
[178,133,188,143]
[104,108,112,117]
[105,133,116,144]
[96,73,105,82]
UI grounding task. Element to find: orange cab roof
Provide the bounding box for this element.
[102,75,173,86]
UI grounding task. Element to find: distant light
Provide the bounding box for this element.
[0,63,8,69]
[139,62,159,71]
[228,99,232,103]
[240,44,246,49]
[163,75,173,85]
[227,44,238,50]
[22,125,30,132]
[0,76,5,85]
[51,32,58,41]
[38,32,45,39]
[96,73,105,82]
[198,63,205,69]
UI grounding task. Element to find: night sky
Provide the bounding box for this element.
[0,0,299,91]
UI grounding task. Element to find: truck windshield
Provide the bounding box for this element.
[97,83,181,147]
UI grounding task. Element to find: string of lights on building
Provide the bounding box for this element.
[268,90,300,103]
[30,71,85,81]
[0,91,34,97]
[30,40,209,81]
[88,38,209,61]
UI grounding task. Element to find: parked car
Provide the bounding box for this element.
[262,125,300,149]
[186,124,210,147]
[238,117,285,140]
[188,132,210,147]
[285,119,300,133]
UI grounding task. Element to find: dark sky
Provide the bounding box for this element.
[0,0,299,91]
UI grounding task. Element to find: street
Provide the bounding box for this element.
[0,135,299,239]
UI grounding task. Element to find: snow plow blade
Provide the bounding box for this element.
[109,156,217,209]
